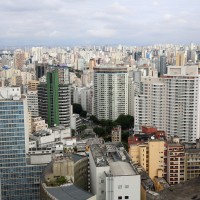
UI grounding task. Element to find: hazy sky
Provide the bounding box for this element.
[0,0,199,46]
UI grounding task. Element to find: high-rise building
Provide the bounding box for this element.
[134,65,200,143]
[27,90,39,117]
[38,67,71,127]
[160,55,167,76]
[93,66,128,120]
[0,87,46,199]
[35,62,48,80]
[166,143,185,185]
[134,76,166,132]
[176,51,186,66]
[14,49,25,70]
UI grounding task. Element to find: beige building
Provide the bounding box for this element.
[129,140,165,180]
[14,49,25,70]
[32,117,48,133]
[111,125,121,142]
[176,51,186,66]
[28,80,40,90]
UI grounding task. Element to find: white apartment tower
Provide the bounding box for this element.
[134,76,166,131]
[163,66,200,142]
[134,65,200,143]
[93,66,128,120]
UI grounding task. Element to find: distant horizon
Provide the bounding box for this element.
[0,41,199,50]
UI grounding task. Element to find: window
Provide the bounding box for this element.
[125,185,129,188]
[101,180,104,183]
[125,196,129,199]
[118,185,122,189]
[118,197,122,200]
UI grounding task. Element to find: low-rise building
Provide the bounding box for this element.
[111,125,121,142]
[89,142,141,200]
[40,154,95,200]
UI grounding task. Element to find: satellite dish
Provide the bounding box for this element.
[151,136,155,140]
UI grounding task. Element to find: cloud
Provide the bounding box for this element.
[0,0,200,46]
[87,28,116,38]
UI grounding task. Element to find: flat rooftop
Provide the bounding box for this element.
[46,184,94,200]
[90,142,138,175]
[159,176,200,200]
[110,161,136,176]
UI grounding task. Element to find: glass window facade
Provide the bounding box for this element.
[0,100,46,200]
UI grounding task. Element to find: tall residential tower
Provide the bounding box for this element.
[93,66,128,120]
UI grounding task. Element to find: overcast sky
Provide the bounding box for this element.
[0,0,199,46]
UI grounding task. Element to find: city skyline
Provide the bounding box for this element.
[0,0,200,46]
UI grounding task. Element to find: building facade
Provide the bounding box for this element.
[93,66,128,120]
[89,143,140,200]
[38,67,71,127]
[0,87,46,199]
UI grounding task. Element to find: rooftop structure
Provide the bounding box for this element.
[89,142,140,200]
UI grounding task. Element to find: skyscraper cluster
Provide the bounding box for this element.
[0,43,200,199]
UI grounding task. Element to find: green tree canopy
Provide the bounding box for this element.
[93,127,105,137]
[90,115,99,124]
[115,114,134,130]
[73,103,83,114]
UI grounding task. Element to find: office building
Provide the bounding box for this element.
[0,87,46,199]
[38,67,71,127]
[89,142,140,200]
[93,66,128,120]
[35,62,48,80]
[160,55,167,76]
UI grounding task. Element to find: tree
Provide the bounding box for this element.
[73,103,83,114]
[90,115,99,124]
[80,111,87,118]
[115,115,134,130]
[56,176,67,185]
[79,124,87,132]
[93,127,105,137]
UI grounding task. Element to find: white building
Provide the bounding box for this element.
[134,65,200,142]
[93,66,128,120]
[89,143,140,200]
[30,126,71,148]
[71,114,82,131]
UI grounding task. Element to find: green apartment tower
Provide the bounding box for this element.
[38,66,70,127]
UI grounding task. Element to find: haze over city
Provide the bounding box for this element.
[0,0,200,46]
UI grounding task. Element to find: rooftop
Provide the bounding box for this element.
[110,161,136,176]
[90,142,138,175]
[159,176,200,200]
[45,184,94,200]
